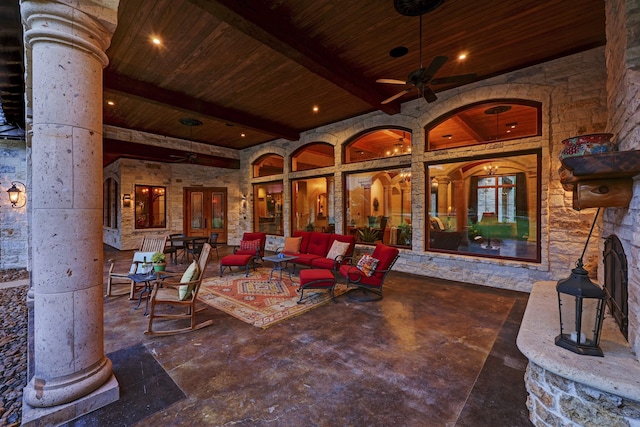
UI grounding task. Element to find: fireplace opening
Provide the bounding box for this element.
[603,235,628,340]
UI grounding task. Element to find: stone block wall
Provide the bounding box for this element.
[0,140,28,270]
[525,362,640,426]
[603,0,640,361]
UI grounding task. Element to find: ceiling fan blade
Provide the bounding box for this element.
[381,88,413,104]
[430,73,477,85]
[422,55,448,81]
[376,78,407,85]
[423,86,438,103]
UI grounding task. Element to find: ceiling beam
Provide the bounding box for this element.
[186,0,401,116]
[103,71,300,141]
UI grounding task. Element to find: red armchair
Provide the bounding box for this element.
[339,244,400,301]
[234,232,267,263]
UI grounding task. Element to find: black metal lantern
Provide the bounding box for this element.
[555,208,606,357]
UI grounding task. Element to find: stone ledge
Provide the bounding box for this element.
[517,281,640,401]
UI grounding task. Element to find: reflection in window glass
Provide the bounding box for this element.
[426,100,541,151]
[135,185,166,229]
[254,181,283,235]
[427,152,539,261]
[344,128,411,164]
[253,154,284,177]
[291,143,334,171]
[345,168,411,247]
[291,176,333,233]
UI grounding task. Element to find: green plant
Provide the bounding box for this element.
[151,252,166,264]
[397,222,412,246]
[357,226,379,243]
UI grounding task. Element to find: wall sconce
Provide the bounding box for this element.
[7,181,26,208]
[123,194,131,207]
[431,177,439,192]
[241,194,247,208]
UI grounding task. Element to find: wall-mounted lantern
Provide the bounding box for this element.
[7,181,26,208]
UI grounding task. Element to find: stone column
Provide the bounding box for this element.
[21,0,118,410]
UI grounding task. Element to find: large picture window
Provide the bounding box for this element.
[291,176,334,233]
[426,151,540,261]
[254,181,283,235]
[344,128,412,164]
[135,185,166,229]
[345,167,411,247]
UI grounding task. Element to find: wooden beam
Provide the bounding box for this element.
[103,71,300,141]
[186,0,401,116]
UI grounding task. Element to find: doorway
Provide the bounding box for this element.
[184,187,227,243]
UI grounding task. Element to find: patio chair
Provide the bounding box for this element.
[186,237,208,262]
[145,243,214,336]
[209,232,220,259]
[106,235,168,298]
[164,233,186,264]
[233,232,267,264]
[339,243,400,302]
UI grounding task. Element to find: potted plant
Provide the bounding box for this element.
[357,226,379,243]
[151,252,167,271]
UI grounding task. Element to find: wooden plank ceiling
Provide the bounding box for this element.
[0,0,605,168]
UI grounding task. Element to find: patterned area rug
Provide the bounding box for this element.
[198,268,346,328]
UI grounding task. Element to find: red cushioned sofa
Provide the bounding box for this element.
[279,231,356,271]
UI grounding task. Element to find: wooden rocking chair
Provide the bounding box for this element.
[106,235,168,298]
[144,243,214,336]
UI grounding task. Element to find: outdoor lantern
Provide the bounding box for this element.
[555,208,606,357]
[7,181,25,208]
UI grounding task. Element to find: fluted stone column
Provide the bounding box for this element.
[21,0,119,414]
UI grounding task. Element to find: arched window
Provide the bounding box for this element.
[425,99,541,151]
[253,154,284,177]
[344,127,412,163]
[291,142,334,171]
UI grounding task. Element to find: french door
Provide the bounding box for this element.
[184,187,227,243]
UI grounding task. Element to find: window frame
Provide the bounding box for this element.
[253,180,284,235]
[134,184,167,229]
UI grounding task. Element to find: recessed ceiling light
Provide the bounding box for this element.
[442,134,452,139]
[106,100,115,106]
[389,46,409,58]
[458,53,467,60]
[240,133,246,138]
[151,36,162,46]
[312,105,319,113]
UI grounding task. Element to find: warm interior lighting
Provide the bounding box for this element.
[240,133,246,138]
[458,53,467,60]
[151,37,162,45]
[312,105,319,113]
[106,100,115,106]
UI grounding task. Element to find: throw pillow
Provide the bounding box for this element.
[239,238,261,253]
[356,254,379,277]
[179,261,199,300]
[180,260,199,283]
[326,240,350,260]
[283,236,302,253]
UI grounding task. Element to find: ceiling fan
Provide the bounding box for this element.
[169,118,203,163]
[377,0,476,104]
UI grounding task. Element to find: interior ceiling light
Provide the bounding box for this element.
[240,133,246,138]
[312,105,319,113]
[458,53,467,60]
[151,36,161,45]
[106,100,115,106]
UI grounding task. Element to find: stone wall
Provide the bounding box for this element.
[0,140,28,270]
[525,362,640,426]
[603,0,640,361]
[242,47,609,293]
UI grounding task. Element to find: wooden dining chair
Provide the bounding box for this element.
[145,243,214,336]
[106,235,168,298]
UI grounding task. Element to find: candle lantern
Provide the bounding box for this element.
[556,259,606,356]
[555,208,606,357]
